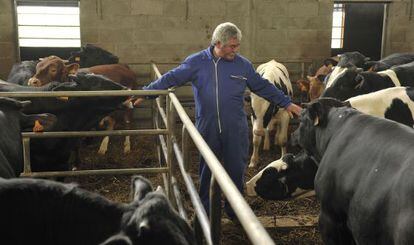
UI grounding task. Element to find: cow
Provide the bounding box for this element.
[291,98,414,244]
[325,51,370,88]
[0,175,196,245]
[365,52,414,71]
[0,97,56,178]
[27,55,138,155]
[68,43,119,68]
[0,73,128,173]
[246,150,317,200]
[322,61,414,101]
[249,59,293,168]
[247,88,414,200]
[6,60,38,85]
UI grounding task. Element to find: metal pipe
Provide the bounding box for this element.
[210,176,222,245]
[166,96,175,202]
[182,125,190,170]
[21,129,167,138]
[169,93,275,245]
[20,167,169,178]
[172,176,188,221]
[0,90,168,98]
[22,137,31,173]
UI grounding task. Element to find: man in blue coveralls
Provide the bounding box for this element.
[135,22,302,219]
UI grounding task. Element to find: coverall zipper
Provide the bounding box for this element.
[213,58,222,133]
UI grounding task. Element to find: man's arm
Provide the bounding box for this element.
[144,57,196,90]
[246,63,302,116]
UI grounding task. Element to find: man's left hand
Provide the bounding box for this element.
[285,103,302,117]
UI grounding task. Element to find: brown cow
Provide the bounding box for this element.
[28,55,138,156]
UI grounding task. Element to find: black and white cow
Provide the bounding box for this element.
[292,98,414,245]
[365,52,414,71]
[0,175,196,245]
[247,88,414,200]
[246,150,317,200]
[322,61,414,101]
[249,59,293,167]
[0,97,56,178]
[325,51,370,88]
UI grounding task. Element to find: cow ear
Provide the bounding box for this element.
[131,175,153,202]
[66,63,80,75]
[306,75,313,81]
[308,101,328,127]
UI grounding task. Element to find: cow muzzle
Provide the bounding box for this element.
[28,77,43,87]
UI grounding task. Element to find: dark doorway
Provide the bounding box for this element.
[20,47,79,61]
[332,3,385,60]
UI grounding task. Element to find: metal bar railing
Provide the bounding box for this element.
[169,92,275,245]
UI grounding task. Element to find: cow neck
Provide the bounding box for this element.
[314,107,355,162]
[378,69,401,87]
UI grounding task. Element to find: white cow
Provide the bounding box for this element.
[249,60,293,168]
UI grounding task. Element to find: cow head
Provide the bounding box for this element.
[100,176,195,245]
[246,152,318,200]
[337,51,370,68]
[293,98,345,157]
[28,56,79,87]
[68,44,119,68]
[306,75,325,101]
[321,67,364,101]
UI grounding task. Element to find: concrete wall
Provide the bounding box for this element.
[383,0,414,56]
[0,0,18,79]
[0,0,412,80]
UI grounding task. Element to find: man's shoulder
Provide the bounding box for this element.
[185,48,211,63]
[235,54,253,66]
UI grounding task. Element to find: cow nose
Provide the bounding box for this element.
[28,77,42,87]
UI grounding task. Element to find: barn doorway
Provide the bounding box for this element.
[331,2,386,60]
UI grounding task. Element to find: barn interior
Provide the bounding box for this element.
[0,0,413,244]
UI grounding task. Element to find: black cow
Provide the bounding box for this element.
[365,52,414,71]
[322,61,414,101]
[292,98,414,245]
[0,175,196,245]
[6,60,38,85]
[68,43,119,68]
[0,97,56,178]
[246,150,317,200]
[325,51,370,88]
[0,73,128,173]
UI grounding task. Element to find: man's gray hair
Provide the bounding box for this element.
[211,22,242,46]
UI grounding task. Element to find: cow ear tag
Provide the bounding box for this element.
[75,56,80,62]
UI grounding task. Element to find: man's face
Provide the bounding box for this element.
[216,37,240,60]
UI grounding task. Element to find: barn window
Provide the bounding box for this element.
[331,3,345,49]
[16,1,80,48]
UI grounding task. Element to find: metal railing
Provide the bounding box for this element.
[150,63,275,245]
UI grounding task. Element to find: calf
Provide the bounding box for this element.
[28,55,137,155]
[365,52,414,71]
[246,150,317,200]
[293,98,414,245]
[0,176,195,245]
[0,97,56,178]
[323,61,414,101]
[249,60,293,168]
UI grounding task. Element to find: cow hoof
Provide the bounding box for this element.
[72,166,78,171]
[248,162,256,168]
[98,149,107,155]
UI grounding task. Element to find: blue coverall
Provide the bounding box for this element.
[144,46,291,217]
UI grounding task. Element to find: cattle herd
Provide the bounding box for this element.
[0,43,414,244]
[248,51,414,244]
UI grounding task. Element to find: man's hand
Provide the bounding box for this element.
[285,103,302,117]
[133,97,145,107]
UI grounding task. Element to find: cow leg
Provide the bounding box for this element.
[274,111,290,157]
[98,116,115,155]
[319,209,355,245]
[249,133,261,168]
[123,109,132,154]
[264,117,277,150]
